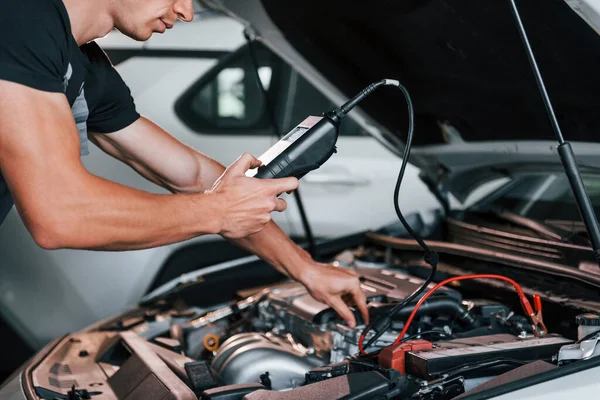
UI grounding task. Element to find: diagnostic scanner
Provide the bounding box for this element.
[246,79,401,180]
[246,114,339,179]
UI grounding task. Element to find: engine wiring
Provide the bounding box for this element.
[358,274,548,354]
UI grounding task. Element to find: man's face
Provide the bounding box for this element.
[113,0,194,41]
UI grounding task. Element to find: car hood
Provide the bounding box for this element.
[203,0,600,201]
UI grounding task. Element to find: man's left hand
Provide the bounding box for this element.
[298,261,369,328]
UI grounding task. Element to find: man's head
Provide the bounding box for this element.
[111,0,194,41]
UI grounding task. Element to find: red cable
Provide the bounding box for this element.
[358,274,535,355]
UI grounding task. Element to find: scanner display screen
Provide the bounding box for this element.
[246,116,322,177]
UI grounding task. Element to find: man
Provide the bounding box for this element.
[0,0,368,328]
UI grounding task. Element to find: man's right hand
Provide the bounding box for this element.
[207,153,299,239]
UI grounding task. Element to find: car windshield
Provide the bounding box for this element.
[475,173,600,223]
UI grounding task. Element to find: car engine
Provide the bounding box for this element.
[201,267,472,390]
[179,265,570,394]
[26,239,600,400]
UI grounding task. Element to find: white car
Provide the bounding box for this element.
[4,0,600,399]
[0,12,438,353]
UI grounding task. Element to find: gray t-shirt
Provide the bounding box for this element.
[0,180,12,225]
[0,0,140,226]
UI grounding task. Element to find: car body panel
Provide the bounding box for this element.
[0,373,25,400]
[494,366,600,400]
[565,0,600,33]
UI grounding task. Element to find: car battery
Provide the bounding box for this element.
[405,334,572,380]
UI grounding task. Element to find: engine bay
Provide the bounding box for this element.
[23,231,600,400]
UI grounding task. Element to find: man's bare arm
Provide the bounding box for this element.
[90,117,369,327]
[90,118,307,262]
[0,81,295,250]
[88,116,218,194]
[91,119,309,275]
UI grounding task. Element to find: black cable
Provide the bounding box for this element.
[441,357,527,379]
[359,82,439,352]
[243,29,318,259]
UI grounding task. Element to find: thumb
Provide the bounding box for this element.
[230,152,262,175]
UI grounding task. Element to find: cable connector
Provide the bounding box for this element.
[329,79,402,122]
[522,293,548,337]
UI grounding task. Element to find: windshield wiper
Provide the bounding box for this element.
[489,208,566,242]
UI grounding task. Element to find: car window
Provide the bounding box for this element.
[478,173,600,222]
[190,63,272,129]
[175,43,365,137]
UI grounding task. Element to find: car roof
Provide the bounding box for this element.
[96,12,245,52]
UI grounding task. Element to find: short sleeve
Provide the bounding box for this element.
[0,0,69,93]
[84,43,140,133]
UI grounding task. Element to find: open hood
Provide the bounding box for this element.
[205,0,600,200]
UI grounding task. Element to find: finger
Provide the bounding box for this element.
[263,177,299,195]
[230,152,262,175]
[273,198,287,212]
[328,296,357,328]
[352,286,369,325]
